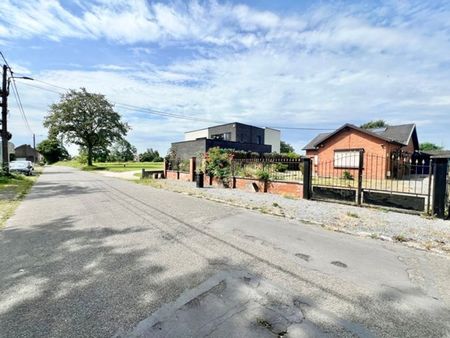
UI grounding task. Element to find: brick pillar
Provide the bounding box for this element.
[190,157,196,182]
[163,159,168,179]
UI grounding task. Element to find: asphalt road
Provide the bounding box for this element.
[0,166,449,337]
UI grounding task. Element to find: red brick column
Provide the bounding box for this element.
[189,157,196,182]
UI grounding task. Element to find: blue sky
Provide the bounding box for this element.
[1,0,449,155]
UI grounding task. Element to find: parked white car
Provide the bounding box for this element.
[9,160,34,176]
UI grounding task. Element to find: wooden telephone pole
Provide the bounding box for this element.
[1,64,9,174]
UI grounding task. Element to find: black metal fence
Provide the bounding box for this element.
[311,151,434,212]
[231,157,304,182]
[313,152,431,195]
[167,158,190,173]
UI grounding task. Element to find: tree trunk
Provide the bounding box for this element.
[87,146,93,166]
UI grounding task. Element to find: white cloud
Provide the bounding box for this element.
[2,0,450,151]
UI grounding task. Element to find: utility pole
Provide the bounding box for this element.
[33,133,35,149]
[1,64,9,175]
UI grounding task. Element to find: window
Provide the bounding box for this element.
[334,150,361,168]
[212,134,223,140]
[211,132,231,141]
[257,135,262,144]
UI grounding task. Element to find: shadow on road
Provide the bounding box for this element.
[0,215,449,337]
[24,181,105,200]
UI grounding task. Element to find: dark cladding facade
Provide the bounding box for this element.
[208,123,265,144]
[171,138,272,160]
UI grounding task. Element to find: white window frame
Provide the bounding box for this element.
[334,150,361,168]
[314,155,319,165]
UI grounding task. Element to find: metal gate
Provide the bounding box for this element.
[311,151,433,212]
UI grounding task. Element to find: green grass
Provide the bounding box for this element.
[0,173,39,227]
[53,160,164,172]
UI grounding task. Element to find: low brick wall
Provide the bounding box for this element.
[234,177,265,192]
[267,181,303,198]
[166,170,192,182]
[165,169,303,198]
[179,172,191,182]
[166,170,178,180]
[234,177,303,198]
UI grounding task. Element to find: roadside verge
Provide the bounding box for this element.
[0,170,41,227]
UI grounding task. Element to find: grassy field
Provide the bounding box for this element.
[53,160,164,172]
[0,172,39,227]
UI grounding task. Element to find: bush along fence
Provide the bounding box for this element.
[162,150,311,199]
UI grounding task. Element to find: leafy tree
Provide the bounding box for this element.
[36,138,69,164]
[280,141,295,153]
[92,146,109,162]
[78,146,109,163]
[139,148,161,162]
[419,142,443,151]
[109,139,137,162]
[360,120,388,129]
[44,88,129,166]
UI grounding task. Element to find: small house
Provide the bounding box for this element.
[303,123,419,179]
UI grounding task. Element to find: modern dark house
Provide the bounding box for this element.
[171,122,281,160]
[15,144,42,163]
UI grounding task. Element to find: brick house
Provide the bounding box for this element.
[14,144,43,163]
[303,123,419,179]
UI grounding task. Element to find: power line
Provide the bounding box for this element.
[18,81,223,124]
[0,51,10,68]
[0,51,34,135]
[16,81,63,94]
[15,76,334,131]
[10,76,33,135]
[32,78,71,91]
[269,126,333,131]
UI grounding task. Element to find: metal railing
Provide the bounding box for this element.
[167,159,190,173]
[313,152,431,196]
[231,157,304,182]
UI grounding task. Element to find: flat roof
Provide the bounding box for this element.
[185,122,279,133]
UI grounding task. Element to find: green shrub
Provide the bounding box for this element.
[256,169,270,182]
[275,163,288,172]
[204,147,233,186]
[343,170,354,180]
[178,159,190,172]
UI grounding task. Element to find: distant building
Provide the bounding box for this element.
[0,141,15,163]
[14,144,42,163]
[172,122,281,160]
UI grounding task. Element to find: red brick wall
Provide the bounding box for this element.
[165,172,303,198]
[234,177,303,198]
[267,181,303,198]
[179,172,191,182]
[165,170,192,182]
[166,170,178,180]
[234,177,265,192]
[306,128,392,179]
